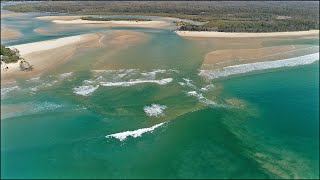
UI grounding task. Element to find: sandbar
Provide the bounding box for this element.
[1,28,20,38]
[201,45,319,70]
[176,30,319,38]
[36,16,169,28]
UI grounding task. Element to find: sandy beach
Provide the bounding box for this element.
[1,30,149,83]
[176,30,319,38]
[1,28,20,38]
[1,33,103,83]
[9,35,85,56]
[36,16,169,28]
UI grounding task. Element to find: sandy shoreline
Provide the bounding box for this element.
[1,30,149,84]
[1,33,103,83]
[176,30,319,38]
[9,35,84,56]
[36,16,169,28]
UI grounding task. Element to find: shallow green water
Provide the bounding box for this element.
[1,6,319,179]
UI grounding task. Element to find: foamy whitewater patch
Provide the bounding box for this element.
[144,104,167,117]
[73,85,99,96]
[1,86,19,96]
[200,84,214,92]
[187,91,216,105]
[182,78,196,88]
[59,72,73,79]
[30,80,59,92]
[32,101,63,112]
[100,78,173,87]
[105,122,165,141]
[200,53,319,79]
[27,77,41,82]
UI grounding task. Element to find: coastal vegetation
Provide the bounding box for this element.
[81,16,151,22]
[1,45,21,63]
[3,1,319,32]
[174,21,193,26]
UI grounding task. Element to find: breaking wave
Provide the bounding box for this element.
[105,122,165,141]
[144,104,167,117]
[73,85,99,96]
[74,69,177,95]
[100,78,173,87]
[200,53,319,79]
[187,91,216,105]
[1,86,19,97]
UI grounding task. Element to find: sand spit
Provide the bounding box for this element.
[201,45,319,69]
[1,33,103,83]
[36,15,169,28]
[176,30,319,38]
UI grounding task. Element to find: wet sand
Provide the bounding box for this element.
[1,28,20,38]
[1,30,149,84]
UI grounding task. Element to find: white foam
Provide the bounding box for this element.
[59,72,73,79]
[27,77,41,82]
[105,122,165,141]
[183,78,196,88]
[201,84,214,92]
[100,78,173,87]
[1,86,19,96]
[73,85,99,96]
[200,53,319,79]
[187,91,216,105]
[33,101,63,112]
[30,80,59,92]
[144,104,167,117]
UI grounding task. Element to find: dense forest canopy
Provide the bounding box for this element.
[3,1,320,32]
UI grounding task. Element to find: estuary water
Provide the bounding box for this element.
[1,6,319,179]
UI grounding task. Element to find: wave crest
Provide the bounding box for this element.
[105,122,165,141]
[200,53,319,79]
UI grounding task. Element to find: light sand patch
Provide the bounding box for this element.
[1,33,103,83]
[53,19,169,28]
[1,28,20,38]
[201,45,319,69]
[176,30,319,38]
[1,12,24,18]
[36,15,82,21]
[9,34,101,56]
[35,16,169,28]
[92,30,149,69]
[108,30,146,45]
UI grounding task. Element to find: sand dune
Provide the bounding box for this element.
[176,30,319,38]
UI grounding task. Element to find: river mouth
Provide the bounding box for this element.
[1,5,319,179]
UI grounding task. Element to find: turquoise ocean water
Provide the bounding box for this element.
[1,4,319,179]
